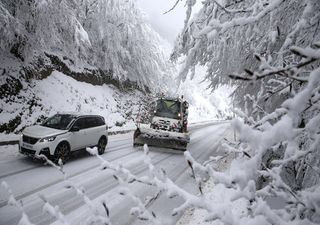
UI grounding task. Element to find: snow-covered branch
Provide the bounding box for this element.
[36,154,112,225]
[1,181,34,225]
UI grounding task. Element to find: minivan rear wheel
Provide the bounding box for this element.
[97,137,107,155]
[54,142,70,164]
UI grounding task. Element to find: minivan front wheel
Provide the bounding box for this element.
[54,142,70,164]
[97,137,107,155]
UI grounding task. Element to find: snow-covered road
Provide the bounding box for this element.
[0,122,230,225]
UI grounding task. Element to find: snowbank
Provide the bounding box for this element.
[0,71,143,138]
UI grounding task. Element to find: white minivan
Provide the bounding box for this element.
[19,113,108,163]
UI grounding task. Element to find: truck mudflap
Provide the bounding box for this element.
[133,125,190,151]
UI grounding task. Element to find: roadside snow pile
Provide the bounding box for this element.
[0,145,19,162]
[0,71,144,136]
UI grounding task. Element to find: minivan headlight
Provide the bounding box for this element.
[39,136,56,142]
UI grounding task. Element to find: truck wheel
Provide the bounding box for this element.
[97,137,107,155]
[54,142,70,164]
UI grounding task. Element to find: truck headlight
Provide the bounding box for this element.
[39,136,56,142]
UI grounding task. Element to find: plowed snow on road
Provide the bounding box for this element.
[0,122,230,225]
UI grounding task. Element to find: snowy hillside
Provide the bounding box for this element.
[0,71,145,138]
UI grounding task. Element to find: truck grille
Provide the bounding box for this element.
[158,120,171,130]
[22,135,39,144]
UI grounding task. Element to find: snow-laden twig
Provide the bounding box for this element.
[39,194,70,225]
[37,154,112,225]
[170,0,320,223]
[229,58,316,83]
[88,144,237,224]
[186,153,204,195]
[142,146,237,225]
[87,146,162,224]
[115,174,162,224]
[163,0,181,14]
[86,147,154,186]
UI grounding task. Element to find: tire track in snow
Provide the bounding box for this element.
[1,152,171,225]
[34,153,174,225]
[0,140,134,208]
[0,165,44,180]
[0,136,133,180]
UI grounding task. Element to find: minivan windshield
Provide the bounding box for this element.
[154,99,181,119]
[41,114,76,130]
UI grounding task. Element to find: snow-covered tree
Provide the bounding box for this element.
[0,0,174,91]
[173,0,320,111]
[0,0,178,133]
[166,0,320,224]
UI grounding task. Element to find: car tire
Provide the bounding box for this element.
[54,142,70,164]
[97,137,107,155]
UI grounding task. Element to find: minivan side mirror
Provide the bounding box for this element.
[70,126,80,132]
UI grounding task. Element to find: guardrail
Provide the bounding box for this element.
[0,120,229,146]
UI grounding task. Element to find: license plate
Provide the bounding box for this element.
[22,143,33,149]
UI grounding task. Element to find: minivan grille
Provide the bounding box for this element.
[22,135,39,144]
[20,147,36,156]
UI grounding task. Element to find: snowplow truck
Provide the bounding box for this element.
[133,97,190,151]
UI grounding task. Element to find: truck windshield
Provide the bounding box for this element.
[155,99,181,119]
[41,114,76,130]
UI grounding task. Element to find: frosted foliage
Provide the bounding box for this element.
[173,0,320,112]
[83,0,173,88]
[168,0,320,224]
[0,0,174,90]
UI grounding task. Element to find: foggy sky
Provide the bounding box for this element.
[136,0,194,45]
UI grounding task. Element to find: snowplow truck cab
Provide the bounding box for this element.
[133,97,190,151]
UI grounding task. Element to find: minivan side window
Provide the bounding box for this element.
[86,117,97,129]
[95,117,105,126]
[85,116,105,128]
[72,118,87,130]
